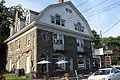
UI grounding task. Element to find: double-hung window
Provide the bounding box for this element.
[77,38,84,49]
[26,34,30,46]
[53,34,64,44]
[51,14,65,26]
[74,22,84,32]
[26,15,30,26]
[16,39,20,50]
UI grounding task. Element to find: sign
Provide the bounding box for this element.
[105,56,111,66]
[93,48,104,56]
[104,50,113,54]
[113,50,120,54]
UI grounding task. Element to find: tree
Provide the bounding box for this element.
[0,1,25,43]
[92,30,102,49]
[0,0,10,43]
[102,36,120,50]
[0,0,25,72]
[102,36,120,65]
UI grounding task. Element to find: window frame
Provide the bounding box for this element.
[16,39,20,50]
[74,22,84,32]
[26,33,30,46]
[53,34,64,44]
[50,14,65,27]
[77,38,84,48]
[26,15,30,25]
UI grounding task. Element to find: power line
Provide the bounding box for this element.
[82,0,109,13]
[86,3,120,18]
[66,0,111,21]
[66,2,120,23]
[76,0,89,7]
[103,19,120,34]
[87,2,120,17]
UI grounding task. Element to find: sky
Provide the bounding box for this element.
[4,0,120,37]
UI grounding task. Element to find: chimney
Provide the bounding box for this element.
[59,0,64,3]
[14,11,19,33]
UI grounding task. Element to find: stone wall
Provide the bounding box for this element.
[7,30,36,73]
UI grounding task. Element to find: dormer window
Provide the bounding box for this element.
[74,22,84,32]
[50,14,65,26]
[26,15,30,25]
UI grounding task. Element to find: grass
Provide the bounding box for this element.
[4,73,31,80]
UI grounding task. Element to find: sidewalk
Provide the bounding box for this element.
[32,74,90,80]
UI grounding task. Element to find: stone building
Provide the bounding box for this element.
[5,0,93,77]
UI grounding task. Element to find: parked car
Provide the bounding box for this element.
[112,66,120,71]
[88,67,120,80]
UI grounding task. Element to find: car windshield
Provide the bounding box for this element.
[94,69,110,75]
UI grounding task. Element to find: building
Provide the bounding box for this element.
[5,0,93,77]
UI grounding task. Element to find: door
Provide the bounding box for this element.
[9,60,12,71]
[26,56,30,74]
[70,59,73,73]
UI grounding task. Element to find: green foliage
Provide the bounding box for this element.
[102,36,120,65]
[8,4,25,23]
[92,30,102,49]
[5,73,31,80]
[111,54,120,65]
[0,0,25,43]
[0,0,10,43]
[102,36,120,50]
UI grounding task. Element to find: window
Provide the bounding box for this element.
[16,39,20,50]
[51,16,55,23]
[77,55,85,69]
[50,14,65,26]
[26,34,30,46]
[26,15,30,25]
[66,8,72,13]
[56,14,61,25]
[61,19,65,26]
[77,38,84,48]
[53,34,64,44]
[41,32,50,41]
[74,22,84,32]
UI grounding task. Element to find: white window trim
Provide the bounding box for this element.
[77,38,84,48]
[53,34,64,44]
[50,14,65,26]
[26,15,30,26]
[74,22,84,32]
[16,39,20,50]
[26,33,30,47]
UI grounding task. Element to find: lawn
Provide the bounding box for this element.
[4,73,31,80]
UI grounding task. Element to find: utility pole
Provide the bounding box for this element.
[99,30,102,68]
